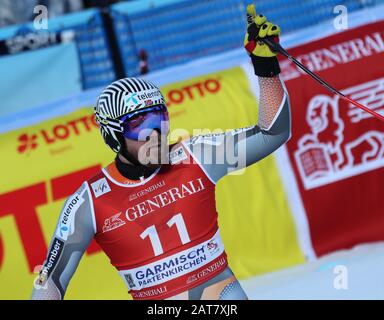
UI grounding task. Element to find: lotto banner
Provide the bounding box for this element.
[281,20,384,256]
[0,66,304,299]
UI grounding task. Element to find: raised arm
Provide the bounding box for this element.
[31,183,95,299]
[183,7,291,183]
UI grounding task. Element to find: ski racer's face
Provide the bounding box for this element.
[121,104,170,167]
[121,105,169,140]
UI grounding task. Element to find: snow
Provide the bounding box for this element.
[240,242,384,299]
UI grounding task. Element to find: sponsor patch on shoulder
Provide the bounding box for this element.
[56,193,84,241]
[38,237,64,285]
[188,134,224,146]
[91,177,111,198]
[169,146,188,164]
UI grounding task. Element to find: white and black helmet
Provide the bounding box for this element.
[94,77,167,153]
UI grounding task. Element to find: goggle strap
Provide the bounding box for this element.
[120,104,167,123]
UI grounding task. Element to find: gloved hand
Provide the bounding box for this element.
[244,4,281,77]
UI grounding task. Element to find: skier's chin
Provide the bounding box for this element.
[137,144,167,167]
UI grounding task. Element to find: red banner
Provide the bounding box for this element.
[282,21,384,256]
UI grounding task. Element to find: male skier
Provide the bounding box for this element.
[32,5,291,300]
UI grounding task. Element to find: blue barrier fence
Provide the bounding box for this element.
[112,0,246,76]
[111,0,375,77]
[0,8,115,90]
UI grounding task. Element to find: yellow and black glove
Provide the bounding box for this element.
[244,4,281,77]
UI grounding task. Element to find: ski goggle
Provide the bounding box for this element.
[120,104,169,140]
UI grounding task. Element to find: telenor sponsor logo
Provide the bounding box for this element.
[125,90,163,112]
[56,193,84,241]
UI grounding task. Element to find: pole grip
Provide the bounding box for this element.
[261,38,290,58]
